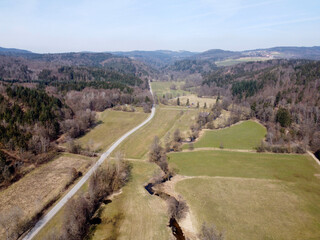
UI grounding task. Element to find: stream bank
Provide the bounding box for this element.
[144,176,187,240]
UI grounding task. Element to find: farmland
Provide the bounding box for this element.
[169,146,320,239]
[114,106,198,159]
[77,109,148,152]
[190,120,266,150]
[151,81,189,98]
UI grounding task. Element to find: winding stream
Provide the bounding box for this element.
[144,179,186,240]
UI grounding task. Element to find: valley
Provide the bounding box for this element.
[0,46,320,240]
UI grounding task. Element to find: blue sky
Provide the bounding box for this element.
[0,0,319,53]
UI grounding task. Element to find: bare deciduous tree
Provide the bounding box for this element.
[199,222,224,240]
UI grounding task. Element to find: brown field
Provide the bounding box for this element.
[0,153,94,238]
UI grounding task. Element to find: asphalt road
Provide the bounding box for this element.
[23,81,155,240]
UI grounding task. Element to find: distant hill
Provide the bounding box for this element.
[112,50,197,69]
[169,46,320,73]
[1,46,320,74]
[0,47,32,55]
[0,49,157,77]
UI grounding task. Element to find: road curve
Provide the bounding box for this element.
[23,81,155,240]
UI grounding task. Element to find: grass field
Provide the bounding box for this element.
[176,177,320,240]
[215,57,271,67]
[166,108,199,138]
[169,150,318,180]
[169,150,320,239]
[77,109,148,152]
[114,106,189,159]
[189,120,266,150]
[91,161,170,240]
[151,81,189,99]
[0,153,93,239]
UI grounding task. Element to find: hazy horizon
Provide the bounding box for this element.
[0,0,319,53]
[2,44,320,55]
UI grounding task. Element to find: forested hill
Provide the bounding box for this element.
[200,59,320,154]
[0,48,156,77]
[166,46,320,73]
[0,48,156,187]
[112,50,197,69]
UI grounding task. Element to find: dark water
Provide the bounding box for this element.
[169,218,185,240]
[103,199,112,204]
[144,183,155,195]
[90,217,102,224]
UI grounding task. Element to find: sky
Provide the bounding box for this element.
[0,0,319,53]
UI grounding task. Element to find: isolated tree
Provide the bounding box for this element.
[173,129,182,142]
[149,136,164,163]
[177,97,180,106]
[170,84,177,90]
[276,108,292,127]
[199,222,224,240]
[197,102,200,108]
[204,102,207,109]
[186,98,190,106]
[167,196,188,220]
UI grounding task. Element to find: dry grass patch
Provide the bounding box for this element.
[0,153,93,239]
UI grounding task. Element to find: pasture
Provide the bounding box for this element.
[114,106,196,159]
[190,120,266,150]
[151,81,189,98]
[169,150,320,239]
[215,57,271,67]
[77,109,148,152]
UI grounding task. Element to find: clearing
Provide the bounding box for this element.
[215,57,271,67]
[151,81,189,98]
[189,120,266,150]
[170,94,216,108]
